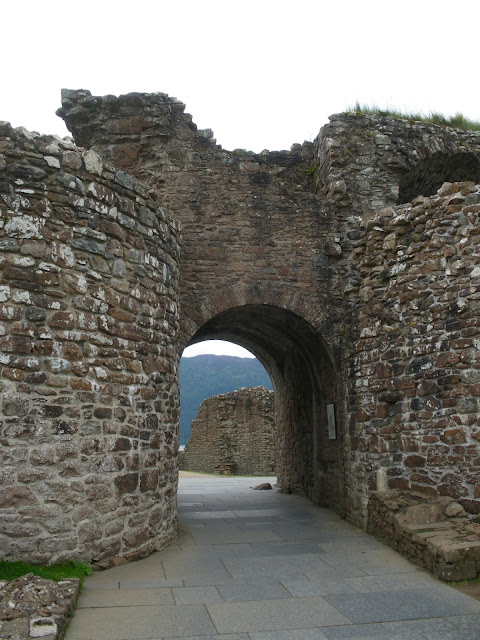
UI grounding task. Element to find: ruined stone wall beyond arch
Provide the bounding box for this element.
[180,387,275,475]
[0,123,181,565]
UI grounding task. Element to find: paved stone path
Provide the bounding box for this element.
[67,477,480,640]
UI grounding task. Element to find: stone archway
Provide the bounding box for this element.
[186,304,345,514]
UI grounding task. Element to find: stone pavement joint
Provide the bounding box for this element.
[66,477,480,640]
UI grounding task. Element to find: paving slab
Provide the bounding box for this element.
[445,613,480,629]
[235,541,327,556]
[323,586,480,624]
[320,617,458,639]
[342,571,439,593]
[423,632,480,640]
[206,596,351,633]
[271,523,365,540]
[250,630,329,639]
[231,509,291,518]
[66,476,480,640]
[66,604,216,639]
[222,553,333,578]
[183,510,239,519]
[84,555,167,584]
[161,556,231,582]
[182,575,248,587]
[172,586,223,604]
[316,535,389,552]
[162,636,250,640]
[323,627,425,639]
[384,618,461,634]
[119,579,184,589]
[83,581,120,590]
[280,576,357,597]
[188,526,283,545]
[319,547,417,576]
[77,588,174,608]
[216,581,291,602]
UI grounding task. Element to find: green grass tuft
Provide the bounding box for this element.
[348,102,480,131]
[0,560,92,584]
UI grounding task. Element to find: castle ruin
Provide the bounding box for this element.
[0,89,480,566]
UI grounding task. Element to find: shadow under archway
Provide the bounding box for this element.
[187,304,345,515]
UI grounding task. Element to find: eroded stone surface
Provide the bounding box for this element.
[368,490,480,580]
[57,91,480,529]
[0,574,79,640]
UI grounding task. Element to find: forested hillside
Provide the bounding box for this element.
[179,355,273,445]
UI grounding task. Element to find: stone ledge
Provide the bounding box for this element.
[368,490,480,581]
[0,574,80,640]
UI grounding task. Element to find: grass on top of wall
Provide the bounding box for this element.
[348,102,480,131]
[0,560,92,583]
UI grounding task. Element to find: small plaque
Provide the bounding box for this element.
[327,404,336,440]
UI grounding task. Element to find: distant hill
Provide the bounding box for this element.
[179,354,273,445]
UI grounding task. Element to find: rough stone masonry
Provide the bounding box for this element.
[180,387,275,475]
[1,89,480,568]
[0,121,180,566]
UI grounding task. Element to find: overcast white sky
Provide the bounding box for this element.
[2,0,478,357]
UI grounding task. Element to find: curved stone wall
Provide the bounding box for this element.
[0,123,181,565]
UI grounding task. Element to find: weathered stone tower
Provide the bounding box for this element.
[1,90,480,565]
[0,122,180,564]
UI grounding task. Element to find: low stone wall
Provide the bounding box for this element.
[0,575,79,640]
[368,490,480,581]
[180,387,275,475]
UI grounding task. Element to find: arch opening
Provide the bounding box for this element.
[186,304,345,513]
[179,339,272,448]
[179,339,275,476]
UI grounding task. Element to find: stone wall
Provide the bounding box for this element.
[180,387,275,475]
[346,181,480,515]
[36,93,480,525]
[0,123,181,565]
[310,112,480,523]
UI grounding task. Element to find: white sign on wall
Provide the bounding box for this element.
[327,404,336,440]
